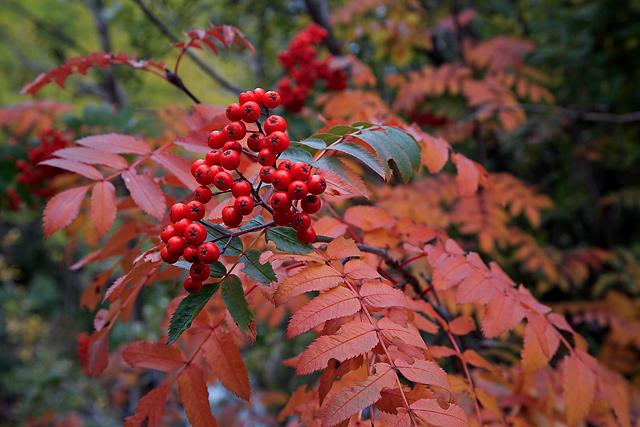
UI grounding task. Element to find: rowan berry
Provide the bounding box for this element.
[160,225,175,243]
[225,103,242,121]
[291,162,311,181]
[296,226,316,243]
[307,175,327,194]
[222,140,243,155]
[220,150,241,170]
[186,201,205,221]
[170,203,189,223]
[173,218,192,237]
[224,121,247,141]
[232,181,252,198]
[191,159,207,176]
[272,169,293,191]
[259,166,276,183]
[263,91,281,109]
[190,261,211,282]
[264,115,287,134]
[267,131,290,153]
[208,130,225,149]
[183,245,199,262]
[222,206,243,228]
[291,212,311,231]
[253,88,266,105]
[195,164,212,185]
[273,209,293,226]
[234,196,255,215]
[271,191,292,212]
[206,165,224,184]
[278,160,293,171]
[183,277,203,293]
[206,149,222,166]
[239,91,257,105]
[288,180,308,199]
[167,236,187,257]
[213,171,233,191]
[301,194,321,214]
[241,101,260,122]
[258,148,276,166]
[197,242,220,264]
[184,222,207,246]
[247,133,264,152]
[161,246,180,264]
[194,186,213,204]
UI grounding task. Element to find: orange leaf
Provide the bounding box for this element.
[124,385,170,427]
[521,317,560,372]
[448,316,476,335]
[481,291,525,338]
[321,363,396,427]
[296,320,378,375]
[121,169,166,219]
[91,181,117,239]
[378,317,427,349]
[343,206,396,231]
[122,340,187,372]
[178,364,218,427]
[287,286,360,339]
[316,167,369,199]
[75,133,151,155]
[39,158,103,180]
[43,185,90,238]
[344,260,380,281]
[395,359,451,395]
[202,329,251,400]
[563,352,596,426]
[410,399,468,427]
[359,282,408,310]
[326,236,362,260]
[452,153,478,197]
[274,264,344,306]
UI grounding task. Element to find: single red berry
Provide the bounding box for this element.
[239,91,257,105]
[167,236,187,257]
[161,246,180,264]
[206,149,222,166]
[190,261,211,282]
[253,88,266,106]
[220,150,241,170]
[278,160,293,171]
[232,181,252,198]
[296,226,316,244]
[291,162,311,181]
[224,121,247,141]
[191,159,207,176]
[173,218,192,237]
[271,191,292,213]
[222,140,243,155]
[273,209,293,226]
[186,201,205,221]
[184,222,207,246]
[214,171,233,191]
[234,196,255,215]
[183,245,199,262]
[301,194,322,214]
[183,277,203,293]
[206,165,224,183]
[208,130,225,149]
[195,164,212,185]
[288,180,309,199]
[194,186,213,204]
[160,225,175,243]
[247,133,264,152]
[170,203,189,223]
[259,166,276,183]
[241,101,260,122]
[226,103,242,121]
[307,175,327,194]
[263,91,281,109]
[267,131,290,153]
[292,212,311,231]
[264,115,287,134]
[258,148,276,166]
[222,206,243,228]
[272,169,293,191]
[197,242,220,264]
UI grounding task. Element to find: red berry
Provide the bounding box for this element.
[267,131,290,153]
[195,164,212,185]
[183,277,203,293]
[226,103,242,121]
[292,212,311,231]
[173,218,192,237]
[190,261,211,282]
[213,171,234,191]
[234,196,254,215]
[232,181,252,198]
[273,209,293,226]
[301,194,322,214]
[220,150,241,170]
[278,160,293,171]
[194,186,213,204]
[224,121,247,141]
[296,226,316,243]
[161,246,180,264]
[307,175,327,194]
[259,166,276,183]
[291,162,311,181]
[206,149,222,166]
[247,133,264,152]
[191,159,207,176]
[258,148,276,166]
[197,242,220,264]
[239,91,257,105]
[222,140,243,155]
[184,222,207,246]
[222,206,243,228]
[170,203,189,223]
[253,88,266,106]
[160,225,175,243]
[288,180,308,199]
[264,115,287,134]
[206,165,224,183]
[272,169,292,191]
[241,101,260,122]
[186,201,205,221]
[263,91,281,109]
[271,191,292,213]
[167,236,187,257]
[208,130,225,149]
[183,245,199,262]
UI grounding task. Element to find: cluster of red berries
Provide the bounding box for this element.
[276,24,348,112]
[159,89,327,293]
[16,129,69,197]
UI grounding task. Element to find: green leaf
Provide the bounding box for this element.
[240,250,277,285]
[265,226,314,254]
[200,221,243,256]
[327,125,358,136]
[383,126,422,171]
[167,281,221,345]
[329,141,386,178]
[296,138,326,150]
[221,275,253,332]
[353,130,392,178]
[359,129,412,183]
[240,215,264,231]
[351,121,376,129]
[174,260,226,278]
[280,147,313,164]
[311,133,341,144]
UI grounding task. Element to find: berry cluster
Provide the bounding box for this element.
[17,130,69,196]
[159,89,327,293]
[276,24,348,112]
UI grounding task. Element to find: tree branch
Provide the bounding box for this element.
[304,0,342,56]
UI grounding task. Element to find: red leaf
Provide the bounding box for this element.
[452,153,478,197]
[274,264,345,306]
[448,316,476,335]
[326,236,362,260]
[359,282,408,310]
[343,260,381,281]
[321,363,396,427]
[481,291,525,338]
[178,364,219,427]
[563,352,596,425]
[202,329,251,400]
[75,133,151,155]
[316,167,369,199]
[53,147,128,169]
[521,316,560,372]
[343,206,395,231]
[121,169,166,219]
[39,158,102,180]
[122,341,188,372]
[87,330,109,377]
[43,185,90,238]
[378,317,427,349]
[410,399,469,427]
[124,385,170,427]
[91,181,117,239]
[395,359,451,395]
[296,320,378,375]
[152,150,199,191]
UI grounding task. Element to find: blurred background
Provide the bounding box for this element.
[1,0,640,425]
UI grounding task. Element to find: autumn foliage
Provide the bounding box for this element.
[4,4,640,427]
